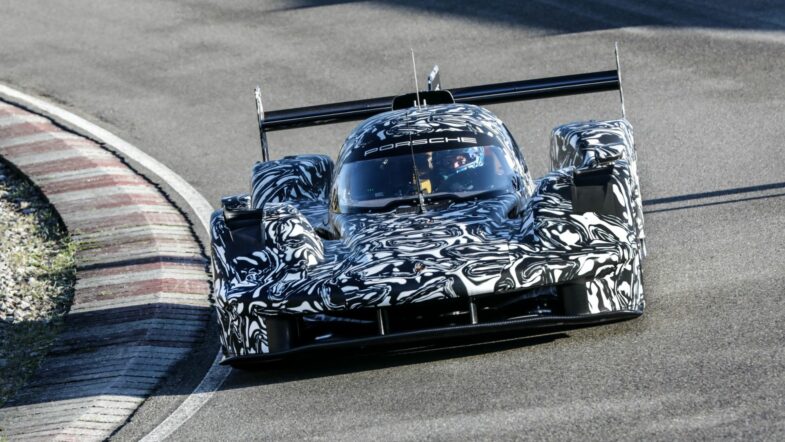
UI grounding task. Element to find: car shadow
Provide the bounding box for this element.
[273,0,785,34]
[642,181,785,214]
[224,331,570,389]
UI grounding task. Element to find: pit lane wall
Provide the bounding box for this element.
[0,99,210,441]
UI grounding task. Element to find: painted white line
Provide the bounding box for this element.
[0,84,214,226]
[0,83,231,441]
[139,352,229,442]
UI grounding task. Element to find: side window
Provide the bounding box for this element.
[329,164,342,214]
[503,125,528,174]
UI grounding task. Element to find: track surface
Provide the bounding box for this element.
[3,1,785,440]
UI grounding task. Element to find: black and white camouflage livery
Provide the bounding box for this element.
[210,101,645,364]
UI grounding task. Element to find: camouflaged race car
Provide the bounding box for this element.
[211,57,646,367]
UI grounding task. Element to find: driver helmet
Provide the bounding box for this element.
[434,147,485,179]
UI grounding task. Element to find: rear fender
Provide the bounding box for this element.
[549,119,643,241]
[550,119,636,170]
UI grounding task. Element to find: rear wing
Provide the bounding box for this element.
[255,44,626,161]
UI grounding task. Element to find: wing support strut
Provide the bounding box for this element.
[254,86,269,162]
[615,42,627,120]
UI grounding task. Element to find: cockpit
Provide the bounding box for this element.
[332,143,517,213]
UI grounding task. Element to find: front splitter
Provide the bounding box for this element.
[222,310,642,367]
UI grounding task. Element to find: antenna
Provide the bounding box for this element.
[254,86,270,162]
[614,42,627,120]
[410,49,421,109]
[408,130,426,213]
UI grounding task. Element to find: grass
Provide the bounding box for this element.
[0,162,76,407]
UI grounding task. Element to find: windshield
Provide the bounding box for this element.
[333,145,516,213]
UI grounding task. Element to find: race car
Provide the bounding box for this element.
[211,56,646,367]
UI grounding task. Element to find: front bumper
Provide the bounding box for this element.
[221,309,641,366]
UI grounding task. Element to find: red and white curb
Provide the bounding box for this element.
[0,88,219,441]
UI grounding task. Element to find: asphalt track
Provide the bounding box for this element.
[3,1,785,440]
